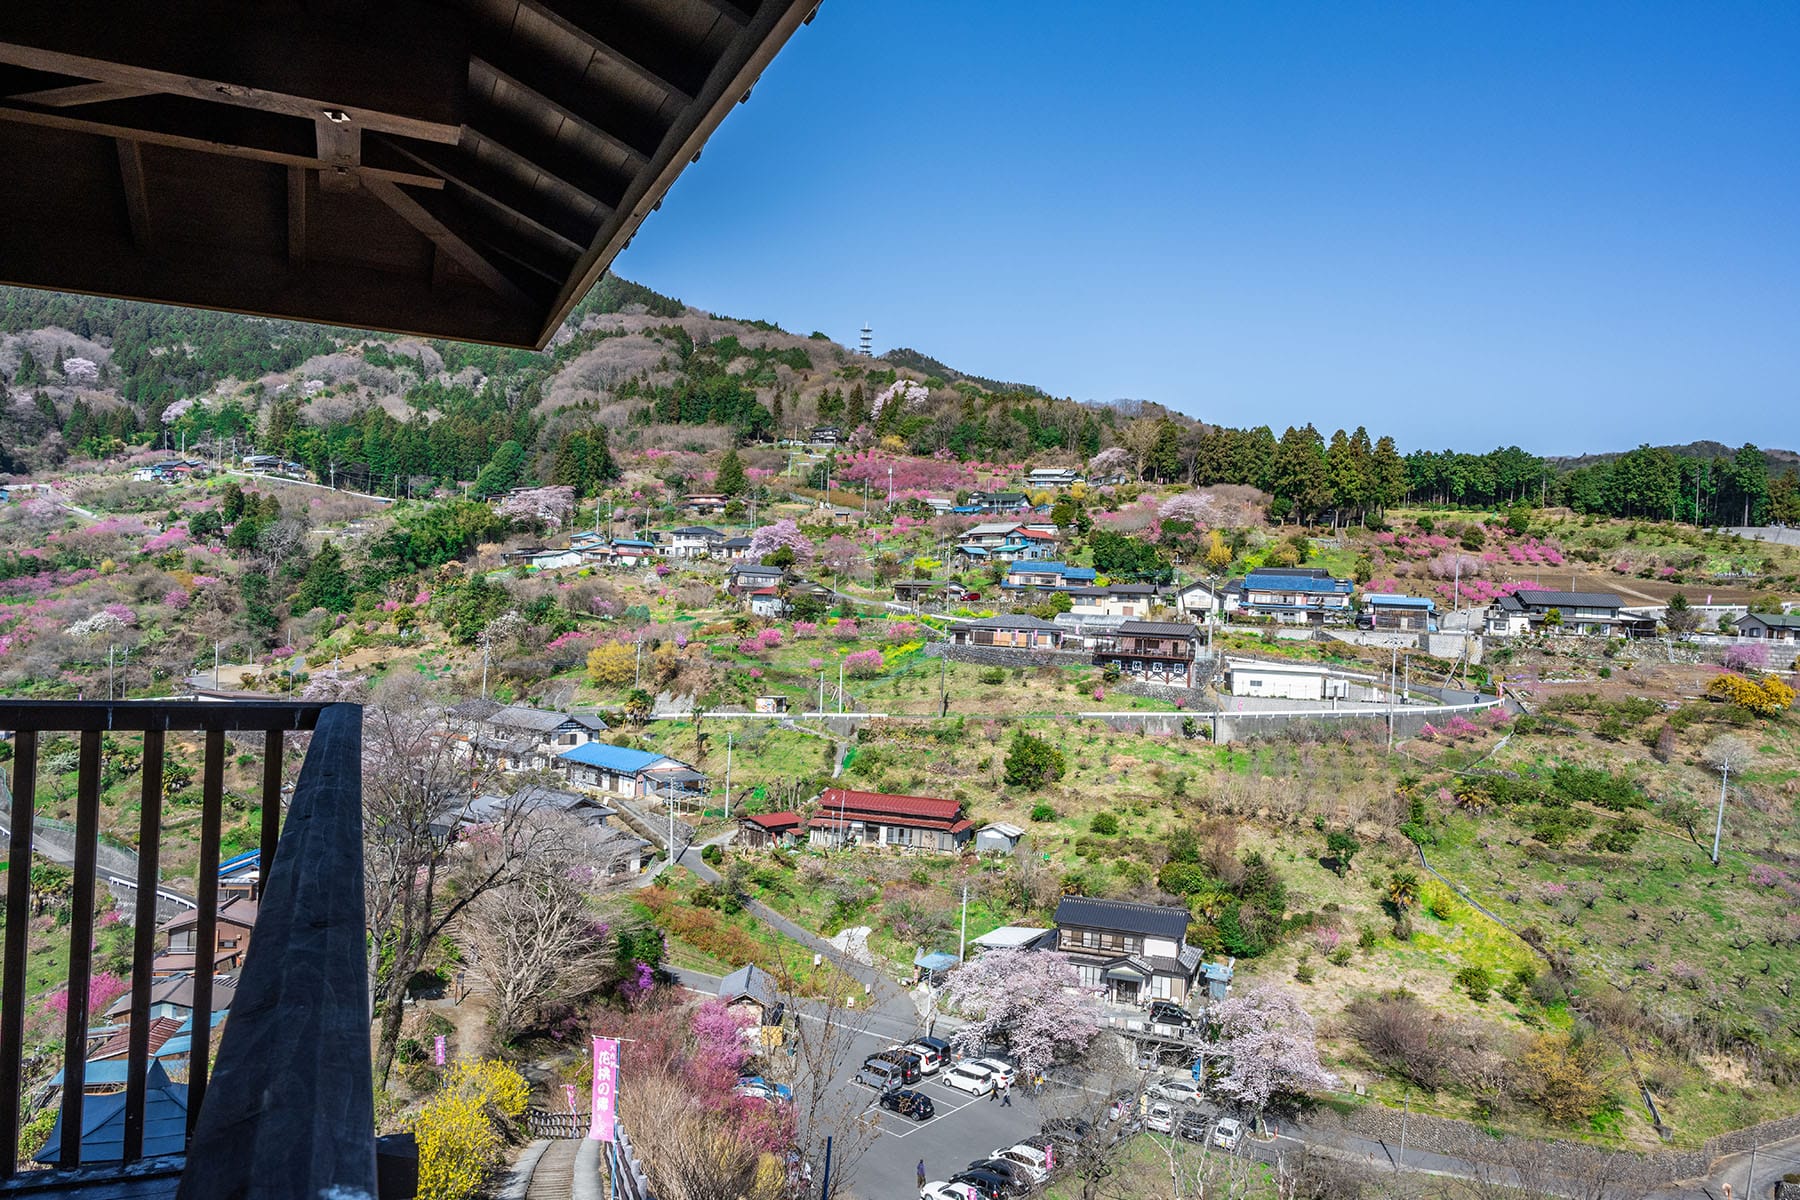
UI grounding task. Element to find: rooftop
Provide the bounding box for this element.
[1055,896,1190,940]
[1115,620,1200,638]
[557,741,674,774]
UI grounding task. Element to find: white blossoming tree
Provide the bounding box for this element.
[1088,446,1134,481]
[1209,986,1338,1115]
[941,949,1100,1075]
[494,484,575,530]
[747,518,813,566]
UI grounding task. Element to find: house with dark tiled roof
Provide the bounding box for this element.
[1734,611,1800,642]
[34,1061,189,1164]
[947,614,1066,650]
[1054,896,1203,1005]
[1485,589,1625,637]
[807,788,973,853]
[469,705,608,772]
[1096,620,1204,687]
[1240,568,1354,624]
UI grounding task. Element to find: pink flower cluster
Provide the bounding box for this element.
[545,630,593,652]
[1505,538,1564,567]
[1441,715,1483,739]
[1749,864,1784,888]
[843,648,884,677]
[1540,883,1568,902]
[736,627,783,656]
[884,622,920,643]
[833,618,859,641]
[793,621,818,639]
[144,524,189,552]
[164,588,192,611]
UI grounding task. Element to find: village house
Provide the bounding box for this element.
[1485,589,1627,637]
[727,562,786,596]
[1023,467,1083,489]
[105,975,239,1028]
[684,493,730,517]
[1361,592,1437,631]
[737,810,803,850]
[666,526,726,559]
[558,742,707,803]
[973,822,1026,854]
[501,545,583,571]
[1239,567,1355,624]
[747,588,786,618]
[810,424,841,446]
[152,897,257,978]
[1068,584,1161,620]
[948,614,1066,650]
[607,538,660,567]
[806,787,974,853]
[1172,577,1241,619]
[1095,620,1203,688]
[968,490,1031,514]
[467,705,607,772]
[1224,658,1348,702]
[1002,561,1098,592]
[717,963,782,1025]
[1054,896,1203,1005]
[957,521,1030,550]
[720,535,755,560]
[1732,612,1800,642]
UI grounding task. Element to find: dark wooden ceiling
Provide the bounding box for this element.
[0,0,816,347]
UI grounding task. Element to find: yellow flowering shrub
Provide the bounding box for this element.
[412,1059,530,1200]
[1707,673,1795,716]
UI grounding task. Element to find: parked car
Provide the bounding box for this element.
[966,1159,1035,1195]
[1147,1000,1191,1027]
[1176,1111,1210,1143]
[878,1088,936,1122]
[1150,1076,1201,1106]
[736,1074,791,1100]
[941,1062,996,1095]
[914,1034,954,1061]
[1212,1116,1244,1151]
[952,1166,1028,1199]
[871,1048,924,1085]
[920,1182,976,1200]
[905,1041,944,1074]
[988,1143,1049,1179]
[1144,1101,1176,1133]
[969,1057,1016,1089]
[854,1059,905,1090]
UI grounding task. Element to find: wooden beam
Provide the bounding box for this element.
[287,166,308,269]
[507,0,694,103]
[362,177,533,307]
[7,80,156,106]
[314,110,361,193]
[692,0,754,30]
[0,101,443,190]
[0,1,466,143]
[371,132,600,253]
[472,56,651,168]
[463,107,628,210]
[116,138,152,250]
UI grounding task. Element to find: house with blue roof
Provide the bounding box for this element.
[1361,592,1437,632]
[1003,561,1098,592]
[1240,567,1354,625]
[558,741,707,802]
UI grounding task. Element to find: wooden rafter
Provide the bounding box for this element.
[472,56,651,168]
[371,133,598,254]
[507,0,694,103]
[7,80,156,107]
[115,139,151,250]
[286,166,307,269]
[362,177,532,307]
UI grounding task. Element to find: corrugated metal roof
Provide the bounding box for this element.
[558,742,668,773]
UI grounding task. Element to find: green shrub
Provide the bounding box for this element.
[701,843,724,866]
[1089,812,1120,835]
[978,667,1005,685]
[1455,965,1494,1002]
[1357,927,1377,951]
[1004,729,1066,790]
[1030,803,1056,822]
[1328,946,1353,967]
[1294,960,1316,984]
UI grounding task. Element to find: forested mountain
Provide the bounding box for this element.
[1,275,1796,524]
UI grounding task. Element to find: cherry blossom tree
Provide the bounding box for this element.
[1209,986,1337,1115]
[1088,446,1133,480]
[495,484,576,530]
[747,518,813,565]
[1159,491,1224,525]
[942,949,1100,1074]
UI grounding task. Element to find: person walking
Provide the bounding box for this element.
[1000,1079,1013,1107]
[917,1159,927,1190]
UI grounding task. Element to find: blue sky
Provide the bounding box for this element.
[614,2,1800,456]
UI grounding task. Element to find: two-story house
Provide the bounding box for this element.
[469,706,608,772]
[1024,467,1083,490]
[728,562,787,596]
[1069,584,1161,620]
[152,897,258,978]
[806,788,974,853]
[969,491,1030,514]
[558,742,707,802]
[1054,896,1203,1005]
[947,615,1066,650]
[666,526,726,559]
[1485,589,1625,637]
[1095,620,1203,687]
[1240,568,1354,625]
[1003,561,1098,592]
[1172,578,1242,619]
[684,494,730,518]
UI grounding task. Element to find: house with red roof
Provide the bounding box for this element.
[807,788,974,854]
[738,810,803,851]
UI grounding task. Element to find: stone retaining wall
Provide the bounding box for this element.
[925,643,1095,671]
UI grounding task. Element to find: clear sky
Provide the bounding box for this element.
[614,2,1800,456]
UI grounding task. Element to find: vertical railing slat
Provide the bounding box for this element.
[123,728,165,1164]
[259,730,284,885]
[0,729,39,1179]
[187,729,225,1131]
[58,729,103,1167]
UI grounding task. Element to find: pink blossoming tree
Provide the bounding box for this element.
[1208,986,1337,1115]
[941,949,1100,1075]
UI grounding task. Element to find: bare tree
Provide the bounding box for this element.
[621,1073,785,1200]
[1037,1035,1142,1200]
[762,956,881,1200]
[257,516,307,577]
[463,832,613,1043]
[361,673,559,1083]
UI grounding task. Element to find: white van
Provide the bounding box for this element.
[905,1042,944,1074]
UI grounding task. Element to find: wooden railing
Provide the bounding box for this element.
[0,701,372,1199]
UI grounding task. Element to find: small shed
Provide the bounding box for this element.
[974,822,1026,854]
[969,926,1055,955]
[718,963,781,1024]
[738,810,802,851]
[754,695,790,714]
[1200,957,1236,1003]
[913,950,960,987]
[1224,658,1347,702]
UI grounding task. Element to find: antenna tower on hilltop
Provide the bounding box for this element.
[858,322,872,357]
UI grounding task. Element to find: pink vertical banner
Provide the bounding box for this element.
[433,1035,446,1066]
[589,1036,620,1142]
[563,1083,579,1114]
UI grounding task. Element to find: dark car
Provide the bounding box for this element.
[948,1169,1018,1200]
[913,1034,954,1061]
[1176,1110,1210,1142]
[877,1088,935,1122]
[869,1047,923,1085]
[1148,1000,1190,1023]
[966,1159,1034,1194]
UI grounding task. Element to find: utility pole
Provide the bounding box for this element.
[480,641,490,700]
[938,650,947,717]
[724,733,733,816]
[213,641,220,690]
[817,672,825,717]
[837,658,845,715]
[1711,757,1732,866]
[959,884,969,962]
